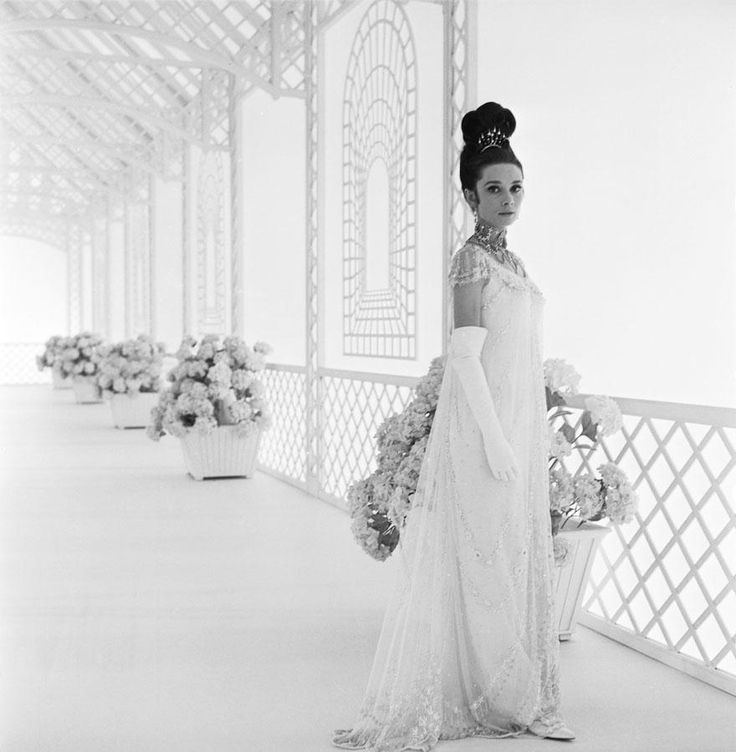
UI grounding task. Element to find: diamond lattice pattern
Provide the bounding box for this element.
[559,398,736,679]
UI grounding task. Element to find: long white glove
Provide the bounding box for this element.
[450,326,519,482]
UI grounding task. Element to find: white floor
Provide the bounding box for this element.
[1,385,734,752]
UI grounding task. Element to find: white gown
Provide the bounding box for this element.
[333,231,563,751]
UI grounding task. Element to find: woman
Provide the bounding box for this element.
[333,102,575,750]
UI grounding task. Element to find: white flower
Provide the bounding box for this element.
[574,474,603,520]
[208,360,231,385]
[548,425,573,459]
[231,369,253,391]
[229,401,253,422]
[549,465,574,514]
[584,395,623,437]
[543,358,581,396]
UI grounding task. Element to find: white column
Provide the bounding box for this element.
[442,0,476,350]
[182,145,191,336]
[123,199,131,338]
[229,75,244,336]
[304,2,325,497]
[148,173,156,339]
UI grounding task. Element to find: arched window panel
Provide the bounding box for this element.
[342,0,417,359]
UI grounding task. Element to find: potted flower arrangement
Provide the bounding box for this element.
[346,354,637,639]
[96,334,167,428]
[36,335,72,389]
[544,358,638,639]
[57,332,105,403]
[147,334,273,479]
[346,356,444,561]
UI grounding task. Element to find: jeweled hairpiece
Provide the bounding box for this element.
[477,126,506,152]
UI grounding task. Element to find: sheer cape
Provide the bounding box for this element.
[333,241,563,751]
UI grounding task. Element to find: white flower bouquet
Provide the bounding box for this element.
[96,334,166,397]
[147,334,273,441]
[347,356,444,561]
[36,335,67,372]
[57,332,104,378]
[545,358,638,548]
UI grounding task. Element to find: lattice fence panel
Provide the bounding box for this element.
[0,343,47,385]
[558,395,736,684]
[320,369,415,503]
[258,365,307,484]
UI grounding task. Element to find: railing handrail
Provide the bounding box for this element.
[265,363,736,427]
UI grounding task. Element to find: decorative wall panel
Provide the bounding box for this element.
[196,149,227,334]
[342,0,417,359]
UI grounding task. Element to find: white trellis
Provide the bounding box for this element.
[0,1,356,339]
[1,0,732,703]
[342,0,417,359]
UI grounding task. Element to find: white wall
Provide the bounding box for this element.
[476,0,736,407]
[0,237,66,341]
[241,90,306,365]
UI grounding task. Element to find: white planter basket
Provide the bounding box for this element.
[51,368,72,390]
[72,376,102,404]
[179,424,262,480]
[554,520,611,640]
[109,392,159,429]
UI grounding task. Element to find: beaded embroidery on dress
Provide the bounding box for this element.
[332,225,565,751]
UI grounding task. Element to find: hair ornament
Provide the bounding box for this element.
[477,126,507,152]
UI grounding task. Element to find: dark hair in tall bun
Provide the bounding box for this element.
[460,102,523,192]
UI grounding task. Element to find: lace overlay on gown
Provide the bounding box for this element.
[332,235,564,751]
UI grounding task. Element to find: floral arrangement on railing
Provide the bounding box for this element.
[147,334,273,441]
[56,332,104,379]
[348,355,638,562]
[96,334,167,398]
[346,357,443,561]
[35,335,67,372]
[544,358,638,535]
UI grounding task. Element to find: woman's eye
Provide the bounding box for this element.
[511,185,523,193]
[487,186,499,193]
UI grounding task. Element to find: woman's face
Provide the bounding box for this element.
[466,162,524,228]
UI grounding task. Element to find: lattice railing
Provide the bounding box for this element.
[259,365,736,694]
[320,367,416,502]
[258,365,308,485]
[260,364,416,504]
[559,395,736,694]
[0,342,47,384]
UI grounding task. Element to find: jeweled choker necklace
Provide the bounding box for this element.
[471,218,527,278]
[473,218,508,251]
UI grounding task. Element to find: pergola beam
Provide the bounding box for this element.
[2,96,196,143]
[1,18,283,94]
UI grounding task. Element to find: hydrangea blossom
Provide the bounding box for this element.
[36,335,68,372]
[147,334,273,442]
[96,335,166,397]
[584,395,623,437]
[573,474,604,521]
[543,358,581,396]
[549,465,574,514]
[54,332,104,378]
[347,356,444,561]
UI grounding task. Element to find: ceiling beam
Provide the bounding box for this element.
[2,95,195,143]
[1,18,282,94]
